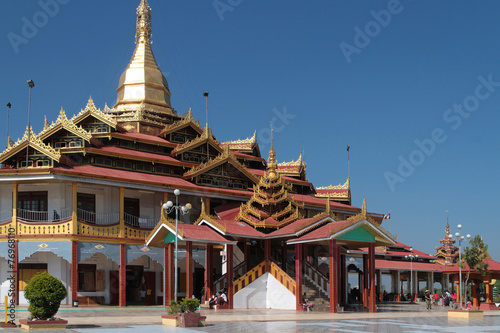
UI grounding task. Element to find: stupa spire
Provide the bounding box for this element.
[136,0,152,44]
[113,0,175,116]
[267,127,277,179]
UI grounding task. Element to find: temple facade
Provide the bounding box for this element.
[0,0,495,313]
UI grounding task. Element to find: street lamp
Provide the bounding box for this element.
[162,189,191,301]
[26,80,35,168]
[405,248,418,303]
[449,224,471,310]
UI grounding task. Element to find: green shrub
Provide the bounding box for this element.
[23,272,67,320]
[166,300,181,315]
[166,298,200,315]
[181,298,200,313]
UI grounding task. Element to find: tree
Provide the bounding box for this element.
[23,272,67,320]
[461,235,489,304]
[462,235,489,276]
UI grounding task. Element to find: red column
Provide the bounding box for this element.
[186,241,193,299]
[336,243,341,306]
[295,243,303,310]
[227,244,234,309]
[71,241,78,304]
[329,239,338,313]
[119,244,126,307]
[369,243,376,313]
[205,244,213,303]
[362,254,368,308]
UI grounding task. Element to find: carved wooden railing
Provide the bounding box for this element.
[233,260,267,294]
[77,221,120,238]
[304,261,329,297]
[269,260,297,296]
[18,220,72,235]
[212,261,247,293]
[0,222,15,236]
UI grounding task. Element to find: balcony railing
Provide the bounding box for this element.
[17,208,72,223]
[14,208,156,229]
[124,213,157,229]
[77,209,119,225]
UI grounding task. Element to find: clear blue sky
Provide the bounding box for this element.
[2,1,500,259]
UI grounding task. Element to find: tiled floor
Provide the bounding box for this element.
[2,302,500,332]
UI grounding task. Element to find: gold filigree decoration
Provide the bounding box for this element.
[222,130,257,145]
[278,153,306,167]
[72,97,117,129]
[0,126,62,163]
[317,178,350,190]
[194,199,227,232]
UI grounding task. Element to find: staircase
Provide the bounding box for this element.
[303,279,330,312]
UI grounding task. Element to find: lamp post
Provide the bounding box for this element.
[405,248,418,303]
[449,224,471,310]
[6,102,11,146]
[26,80,35,168]
[162,189,191,301]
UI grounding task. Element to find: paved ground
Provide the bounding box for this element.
[2,302,500,332]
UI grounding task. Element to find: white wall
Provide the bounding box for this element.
[18,251,70,305]
[0,184,13,212]
[233,273,296,310]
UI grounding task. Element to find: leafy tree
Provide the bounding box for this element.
[23,272,67,320]
[462,235,489,276]
[461,235,489,304]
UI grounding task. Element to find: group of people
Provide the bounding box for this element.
[424,290,458,309]
[208,290,228,309]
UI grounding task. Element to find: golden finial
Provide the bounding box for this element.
[43,116,50,130]
[267,120,277,179]
[326,194,331,214]
[136,0,152,45]
[361,197,367,216]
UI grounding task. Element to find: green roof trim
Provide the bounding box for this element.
[336,225,375,242]
[164,232,176,244]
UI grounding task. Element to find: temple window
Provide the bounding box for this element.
[55,142,66,148]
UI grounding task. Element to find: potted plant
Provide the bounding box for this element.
[20,272,68,330]
[162,298,206,327]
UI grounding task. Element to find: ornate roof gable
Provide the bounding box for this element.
[0,127,74,166]
[72,97,118,130]
[183,146,259,184]
[38,108,94,143]
[172,125,223,156]
[160,109,203,137]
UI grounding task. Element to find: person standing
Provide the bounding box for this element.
[433,290,439,306]
[425,290,432,310]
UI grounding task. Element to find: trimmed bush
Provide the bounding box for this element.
[23,272,67,320]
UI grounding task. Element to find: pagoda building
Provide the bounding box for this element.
[0,0,409,313]
[434,219,458,266]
